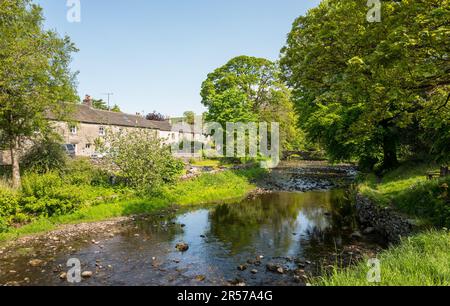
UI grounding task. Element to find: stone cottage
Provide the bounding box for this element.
[0,96,204,164]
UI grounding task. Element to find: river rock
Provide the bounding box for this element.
[355,194,414,243]
[81,271,93,278]
[266,263,284,274]
[238,265,247,271]
[229,278,246,286]
[294,269,305,275]
[195,275,206,282]
[175,242,189,252]
[28,259,45,267]
[59,272,67,280]
[251,269,258,274]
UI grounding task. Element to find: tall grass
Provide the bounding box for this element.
[315,230,450,286]
[359,163,450,227]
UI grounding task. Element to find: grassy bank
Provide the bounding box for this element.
[315,162,450,286]
[316,230,450,286]
[359,163,450,227]
[0,167,266,243]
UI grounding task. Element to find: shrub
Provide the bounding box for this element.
[104,129,184,194]
[19,171,119,217]
[63,158,110,186]
[21,137,68,174]
[0,188,21,232]
[21,172,64,198]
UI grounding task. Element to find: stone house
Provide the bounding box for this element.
[0,96,205,164]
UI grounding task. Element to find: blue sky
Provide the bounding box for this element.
[36,0,320,117]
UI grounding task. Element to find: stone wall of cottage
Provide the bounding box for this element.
[55,121,107,157]
[0,122,206,165]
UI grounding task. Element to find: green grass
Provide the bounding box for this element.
[359,163,450,227]
[359,163,440,205]
[0,167,266,243]
[190,159,234,169]
[315,230,450,286]
[315,162,450,286]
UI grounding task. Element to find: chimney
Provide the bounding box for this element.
[83,95,93,108]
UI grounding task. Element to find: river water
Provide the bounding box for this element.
[0,164,384,286]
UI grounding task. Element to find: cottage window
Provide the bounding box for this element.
[70,125,77,135]
[99,126,106,136]
[86,144,91,149]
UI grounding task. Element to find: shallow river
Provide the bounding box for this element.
[0,182,384,286]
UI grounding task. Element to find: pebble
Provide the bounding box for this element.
[28,259,45,267]
[238,265,247,271]
[81,271,93,278]
[195,275,206,282]
[251,269,258,274]
[295,269,305,275]
[175,243,189,252]
[59,272,67,280]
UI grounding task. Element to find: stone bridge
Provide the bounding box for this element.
[282,150,326,161]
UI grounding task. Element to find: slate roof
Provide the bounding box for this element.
[47,103,173,131]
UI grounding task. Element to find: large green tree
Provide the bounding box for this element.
[92,98,121,113]
[0,0,78,187]
[281,0,449,170]
[201,55,305,152]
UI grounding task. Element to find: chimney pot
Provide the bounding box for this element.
[83,95,93,107]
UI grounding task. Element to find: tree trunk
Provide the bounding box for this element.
[382,131,398,170]
[441,166,449,177]
[10,139,21,188]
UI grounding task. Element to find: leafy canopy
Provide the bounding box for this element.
[0,0,78,185]
[201,55,305,151]
[280,0,450,168]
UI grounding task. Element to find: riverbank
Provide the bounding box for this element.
[314,163,450,286]
[0,167,267,245]
[315,230,450,286]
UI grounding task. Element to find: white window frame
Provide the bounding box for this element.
[70,125,77,135]
[99,126,106,136]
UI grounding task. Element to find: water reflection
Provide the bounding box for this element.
[207,190,348,258]
[0,190,366,286]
